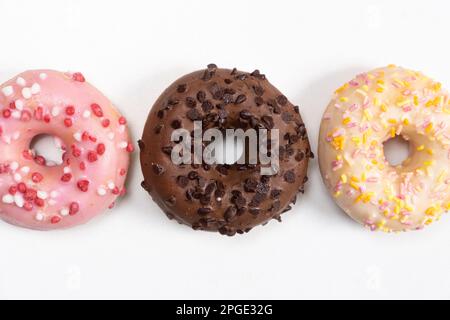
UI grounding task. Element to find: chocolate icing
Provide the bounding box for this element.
[139,65,311,235]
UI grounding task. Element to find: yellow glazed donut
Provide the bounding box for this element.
[319,65,450,232]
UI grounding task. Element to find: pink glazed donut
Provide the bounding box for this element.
[0,70,133,230]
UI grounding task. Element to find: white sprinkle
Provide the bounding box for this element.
[118,125,125,133]
[20,166,30,174]
[39,73,47,80]
[12,131,20,140]
[118,141,128,149]
[73,132,82,142]
[14,194,24,208]
[107,181,115,190]
[15,99,24,110]
[63,166,71,174]
[50,191,58,198]
[31,83,41,94]
[2,86,14,97]
[10,161,19,171]
[2,194,14,204]
[14,173,22,182]
[82,110,91,118]
[37,190,48,200]
[97,187,107,196]
[16,77,26,86]
[22,87,31,99]
[107,132,115,140]
[35,212,44,221]
[60,208,69,216]
[11,110,21,119]
[51,106,60,117]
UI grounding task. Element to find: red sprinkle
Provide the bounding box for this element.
[34,107,43,120]
[2,109,11,118]
[82,131,89,141]
[108,202,115,209]
[112,187,120,195]
[51,216,61,224]
[126,143,134,153]
[43,114,51,123]
[65,105,75,115]
[21,111,32,122]
[22,150,33,160]
[17,182,27,193]
[9,102,16,109]
[118,116,127,125]
[90,103,103,117]
[8,186,17,195]
[77,179,89,192]
[71,145,81,158]
[35,155,46,166]
[34,198,44,207]
[101,118,110,127]
[31,172,43,183]
[24,202,33,211]
[79,161,86,170]
[24,189,37,201]
[87,151,98,162]
[61,173,72,182]
[88,135,97,143]
[72,72,85,82]
[119,168,126,176]
[97,143,105,155]
[64,118,73,127]
[69,202,79,215]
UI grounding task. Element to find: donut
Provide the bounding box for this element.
[139,64,312,236]
[0,70,132,230]
[319,65,450,232]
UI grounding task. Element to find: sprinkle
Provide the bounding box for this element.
[14,173,22,182]
[22,87,31,99]
[51,106,60,117]
[72,72,85,82]
[16,77,26,86]
[51,216,61,224]
[35,212,44,221]
[2,194,14,204]
[73,132,82,142]
[83,110,91,118]
[97,187,107,196]
[60,208,69,216]
[20,166,30,174]
[37,190,48,200]
[31,83,41,94]
[118,141,128,149]
[2,86,14,97]
[339,97,348,102]
[14,194,24,207]
[39,73,47,80]
[10,161,19,171]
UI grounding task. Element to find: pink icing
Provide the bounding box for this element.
[0,70,132,230]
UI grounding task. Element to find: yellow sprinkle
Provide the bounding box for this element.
[351,176,360,183]
[354,194,363,203]
[390,127,396,138]
[393,79,405,87]
[437,170,447,183]
[405,205,413,212]
[417,145,425,151]
[426,148,434,155]
[425,123,433,133]
[371,159,378,165]
[396,98,410,107]
[425,207,437,216]
[376,86,385,93]
[335,83,349,94]
[433,82,442,91]
[380,104,387,112]
[350,181,360,190]
[339,97,349,102]
[394,205,400,215]
[376,79,385,85]
[402,118,409,125]
[362,85,369,92]
[363,109,373,120]
[361,172,366,181]
[373,97,379,106]
[423,160,434,167]
[334,191,341,198]
[340,174,348,183]
[342,117,351,125]
[331,136,345,150]
[413,95,419,106]
[387,64,396,69]
[351,136,361,145]
[388,118,397,124]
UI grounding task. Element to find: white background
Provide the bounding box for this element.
[0,0,449,300]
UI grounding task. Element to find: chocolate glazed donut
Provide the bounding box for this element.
[139,65,312,236]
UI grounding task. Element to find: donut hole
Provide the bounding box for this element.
[30,134,65,166]
[214,134,245,164]
[383,135,410,166]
